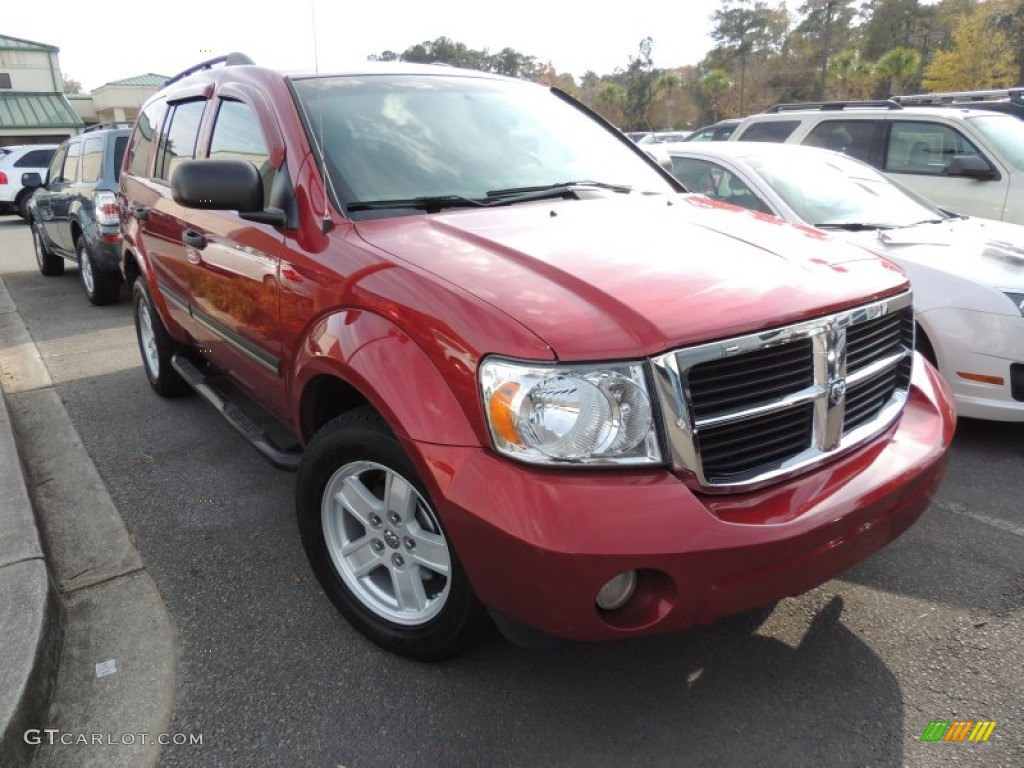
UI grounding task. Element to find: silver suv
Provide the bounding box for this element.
[730,100,1024,223]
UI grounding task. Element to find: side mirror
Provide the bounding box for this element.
[21,172,43,189]
[944,155,997,180]
[172,160,263,212]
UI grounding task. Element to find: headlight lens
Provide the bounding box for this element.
[479,359,661,466]
[1006,292,1024,317]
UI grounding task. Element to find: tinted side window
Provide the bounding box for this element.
[156,100,206,182]
[736,120,800,142]
[80,137,104,183]
[209,99,273,203]
[63,141,82,183]
[127,98,166,178]
[113,136,129,182]
[802,120,879,163]
[46,145,68,184]
[885,120,985,175]
[16,149,55,167]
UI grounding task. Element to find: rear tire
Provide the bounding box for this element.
[296,406,485,661]
[32,221,64,276]
[78,236,121,305]
[133,279,189,397]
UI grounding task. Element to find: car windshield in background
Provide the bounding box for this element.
[968,114,1024,171]
[291,75,675,215]
[748,152,947,228]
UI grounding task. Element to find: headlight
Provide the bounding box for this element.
[479,358,662,466]
[1006,292,1024,317]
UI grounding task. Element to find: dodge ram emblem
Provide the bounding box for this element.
[829,379,847,405]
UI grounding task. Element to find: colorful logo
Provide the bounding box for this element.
[920,720,997,742]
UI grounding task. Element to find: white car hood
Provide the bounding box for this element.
[844,217,1024,296]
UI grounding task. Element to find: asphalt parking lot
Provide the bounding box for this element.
[1,217,1022,767]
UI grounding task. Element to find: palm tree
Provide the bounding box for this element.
[700,69,733,122]
[874,47,921,97]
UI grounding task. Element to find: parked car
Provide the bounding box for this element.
[625,131,652,142]
[684,118,742,142]
[638,131,692,144]
[119,53,953,660]
[665,141,1024,421]
[729,100,1024,223]
[23,125,131,305]
[0,144,57,219]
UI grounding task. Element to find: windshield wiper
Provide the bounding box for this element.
[905,218,947,226]
[347,195,487,214]
[486,180,633,199]
[813,222,895,231]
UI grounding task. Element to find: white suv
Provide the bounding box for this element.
[0,144,58,219]
[730,101,1024,223]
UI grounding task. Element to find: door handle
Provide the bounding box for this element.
[182,230,207,250]
[132,206,149,221]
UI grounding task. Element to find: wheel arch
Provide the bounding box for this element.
[292,310,482,449]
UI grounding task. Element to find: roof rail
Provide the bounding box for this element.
[83,121,133,133]
[762,99,902,113]
[166,52,255,86]
[894,87,1024,105]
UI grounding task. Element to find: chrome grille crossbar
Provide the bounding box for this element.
[650,291,914,492]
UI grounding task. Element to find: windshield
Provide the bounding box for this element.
[968,114,1024,171]
[747,152,947,227]
[291,74,674,215]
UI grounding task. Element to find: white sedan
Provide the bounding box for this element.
[666,142,1024,422]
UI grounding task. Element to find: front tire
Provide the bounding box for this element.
[133,279,189,397]
[32,221,64,276]
[77,236,121,305]
[297,406,484,660]
[16,191,31,221]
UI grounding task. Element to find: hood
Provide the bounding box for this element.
[354,193,909,360]
[860,217,1024,293]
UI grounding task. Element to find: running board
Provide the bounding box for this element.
[171,354,302,472]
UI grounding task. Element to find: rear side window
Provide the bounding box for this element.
[802,120,879,163]
[208,99,273,203]
[80,137,104,183]
[15,148,55,167]
[885,120,985,175]
[127,98,166,178]
[736,120,800,142]
[63,141,82,183]
[113,136,129,181]
[156,100,206,182]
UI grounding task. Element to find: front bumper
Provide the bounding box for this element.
[411,356,955,642]
[920,307,1024,422]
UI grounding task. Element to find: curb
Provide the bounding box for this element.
[0,343,61,768]
[0,270,177,768]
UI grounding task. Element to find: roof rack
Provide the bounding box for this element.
[762,99,902,113]
[894,87,1024,105]
[166,52,255,86]
[83,121,133,133]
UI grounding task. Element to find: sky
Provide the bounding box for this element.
[4,0,722,91]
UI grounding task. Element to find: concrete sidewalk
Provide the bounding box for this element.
[0,278,60,768]
[0,274,176,768]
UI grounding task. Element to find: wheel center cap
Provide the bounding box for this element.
[382,529,400,549]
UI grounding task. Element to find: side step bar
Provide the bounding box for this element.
[171,354,302,472]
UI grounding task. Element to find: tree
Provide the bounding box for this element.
[924,2,1017,91]
[828,49,877,99]
[593,82,627,127]
[874,46,921,95]
[62,73,82,94]
[622,37,657,131]
[700,69,734,121]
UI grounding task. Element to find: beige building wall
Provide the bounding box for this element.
[0,49,61,92]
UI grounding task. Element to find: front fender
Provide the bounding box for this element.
[292,309,482,447]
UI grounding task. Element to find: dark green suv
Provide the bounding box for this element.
[24,124,131,305]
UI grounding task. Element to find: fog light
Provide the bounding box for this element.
[596,570,637,611]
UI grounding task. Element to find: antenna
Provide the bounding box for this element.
[311,1,334,234]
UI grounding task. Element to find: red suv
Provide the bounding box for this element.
[119,54,955,660]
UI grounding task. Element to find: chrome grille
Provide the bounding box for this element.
[650,292,914,491]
